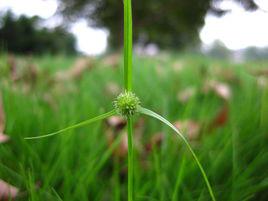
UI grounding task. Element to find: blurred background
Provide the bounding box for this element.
[0,0,268,58]
[0,0,268,201]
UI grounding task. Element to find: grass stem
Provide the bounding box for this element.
[123,0,134,200]
[127,117,134,201]
[124,0,133,91]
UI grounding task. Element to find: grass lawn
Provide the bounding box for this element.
[0,53,268,200]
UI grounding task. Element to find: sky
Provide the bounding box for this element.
[1,0,268,55]
[200,0,268,50]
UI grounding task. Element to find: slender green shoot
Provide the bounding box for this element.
[172,156,186,201]
[24,110,116,140]
[124,0,133,91]
[123,0,134,200]
[138,107,216,201]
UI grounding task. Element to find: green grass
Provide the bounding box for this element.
[0,53,268,200]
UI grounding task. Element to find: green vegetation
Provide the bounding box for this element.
[0,1,267,200]
[0,11,77,55]
[0,52,267,200]
[58,0,259,49]
[23,1,216,200]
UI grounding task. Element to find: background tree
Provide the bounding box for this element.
[0,11,77,55]
[57,0,259,50]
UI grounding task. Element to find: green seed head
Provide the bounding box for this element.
[114,91,141,117]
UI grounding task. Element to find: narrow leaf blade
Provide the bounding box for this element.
[138,107,216,201]
[25,110,116,140]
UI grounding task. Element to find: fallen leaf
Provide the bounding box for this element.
[209,104,229,131]
[177,87,196,103]
[0,94,5,133]
[214,83,231,100]
[0,180,19,200]
[102,53,120,68]
[0,93,10,144]
[106,129,128,158]
[203,80,232,101]
[156,65,165,77]
[105,82,121,96]
[7,55,18,82]
[257,76,268,88]
[174,120,200,140]
[172,61,184,73]
[0,134,10,144]
[55,57,93,81]
[251,68,268,77]
[106,116,126,131]
[116,132,128,158]
[134,118,145,138]
[27,63,39,85]
[134,118,145,151]
[42,93,57,111]
[145,132,164,152]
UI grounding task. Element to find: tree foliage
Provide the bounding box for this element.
[58,0,259,49]
[0,11,77,55]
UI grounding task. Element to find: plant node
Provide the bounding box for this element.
[114,91,141,117]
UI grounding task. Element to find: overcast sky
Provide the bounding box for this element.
[1,0,268,55]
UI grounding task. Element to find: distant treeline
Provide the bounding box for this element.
[0,11,77,55]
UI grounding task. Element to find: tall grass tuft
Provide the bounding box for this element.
[25,0,216,200]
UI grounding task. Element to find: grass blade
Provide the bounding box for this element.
[172,155,186,201]
[25,110,116,140]
[138,107,216,201]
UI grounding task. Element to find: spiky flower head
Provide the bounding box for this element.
[114,91,140,117]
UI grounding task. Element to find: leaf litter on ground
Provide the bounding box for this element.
[0,92,9,144]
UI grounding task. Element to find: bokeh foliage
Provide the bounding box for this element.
[0,11,77,55]
[58,0,259,49]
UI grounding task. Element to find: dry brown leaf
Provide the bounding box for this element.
[105,118,146,159]
[0,180,19,200]
[27,63,39,84]
[69,57,93,79]
[257,76,268,88]
[116,132,128,158]
[105,82,121,96]
[55,57,93,81]
[0,94,10,143]
[177,87,196,103]
[134,118,145,138]
[221,69,237,82]
[209,104,229,131]
[42,93,57,111]
[0,133,10,144]
[172,61,184,73]
[156,65,165,77]
[214,83,231,100]
[251,68,268,77]
[203,80,232,101]
[174,120,200,140]
[7,55,18,82]
[0,93,5,133]
[106,129,128,158]
[145,132,164,152]
[133,118,145,151]
[102,53,120,68]
[106,116,126,131]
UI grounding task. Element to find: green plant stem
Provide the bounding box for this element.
[123,0,134,200]
[127,117,134,201]
[25,110,116,139]
[124,0,133,91]
[138,107,216,201]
